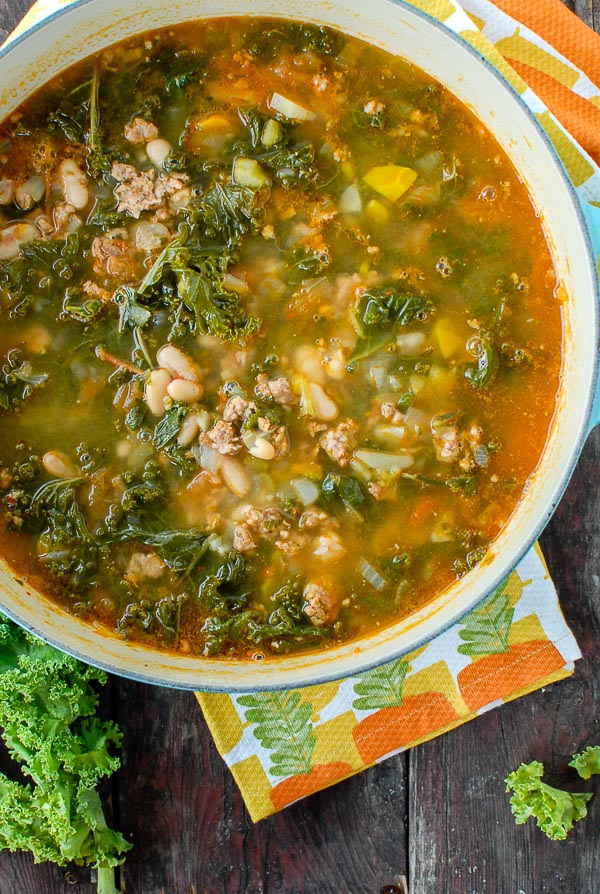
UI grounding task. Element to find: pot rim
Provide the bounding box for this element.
[0,0,597,691]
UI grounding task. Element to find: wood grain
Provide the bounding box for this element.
[0,2,598,893]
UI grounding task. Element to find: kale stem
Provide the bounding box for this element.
[95,345,145,376]
[96,865,120,894]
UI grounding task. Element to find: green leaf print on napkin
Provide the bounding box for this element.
[237,692,316,776]
[352,658,411,711]
[457,581,514,657]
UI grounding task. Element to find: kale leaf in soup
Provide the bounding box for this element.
[0,18,562,659]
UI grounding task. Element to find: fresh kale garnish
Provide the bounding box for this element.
[0,616,130,893]
[506,748,600,841]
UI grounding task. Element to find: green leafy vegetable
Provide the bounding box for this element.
[0,615,130,893]
[0,351,48,411]
[321,473,366,510]
[464,334,499,389]
[569,746,600,780]
[115,224,261,343]
[349,287,435,366]
[505,760,593,841]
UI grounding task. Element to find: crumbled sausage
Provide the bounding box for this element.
[274,528,306,556]
[298,508,330,530]
[364,99,385,116]
[201,421,242,455]
[82,280,112,303]
[303,581,338,627]
[312,532,345,561]
[91,232,137,280]
[270,425,290,458]
[126,551,165,582]
[222,395,257,423]
[381,401,404,424]
[244,505,283,537]
[318,419,359,467]
[124,117,159,144]
[436,432,462,463]
[233,523,256,551]
[254,373,296,405]
[53,202,77,232]
[111,162,189,219]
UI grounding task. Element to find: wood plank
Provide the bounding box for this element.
[115,679,409,894]
[409,429,600,892]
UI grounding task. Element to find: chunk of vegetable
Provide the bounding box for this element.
[363,164,417,202]
[268,92,316,121]
[233,157,271,189]
[0,616,130,894]
[505,751,600,841]
[433,318,464,359]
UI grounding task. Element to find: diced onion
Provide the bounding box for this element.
[358,557,388,591]
[396,331,427,356]
[338,183,362,214]
[268,92,316,121]
[473,445,489,467]
[354,449,413,472]
[199,444,221,473]
[369,364,387,391]
[290,477,320,506]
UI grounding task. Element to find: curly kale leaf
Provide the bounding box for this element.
[505,759,594,841]
[569,746,600,780]
[348,287,435,365]
[0,616,130,893]
[115,224,261,343]
[0,351,48,411]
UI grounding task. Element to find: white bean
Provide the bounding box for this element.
[146,138,172,168]
[167,377,202,404]
[0,180,14,205]
[309,382,338,421]
[15,176,45,210]
[59,159,89,210]
[220,455,250,497]
[156,344,201,382]
[313,532,346,561]
[248,438,275,461]
[134,221,170,251]
[144,368,172,416]
[42,451,78,479]
[177,413,200,446]
[0,223,39,260]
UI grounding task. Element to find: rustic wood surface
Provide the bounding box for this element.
[0,1,599,892]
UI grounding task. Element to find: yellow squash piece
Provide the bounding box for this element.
[363,164,417,202]
[433,318,465,359]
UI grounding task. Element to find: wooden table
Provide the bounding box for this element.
[0,1,599,891]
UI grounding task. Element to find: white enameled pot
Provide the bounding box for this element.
[0,0,598,691]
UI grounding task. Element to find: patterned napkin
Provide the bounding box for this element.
[6,0,598,822]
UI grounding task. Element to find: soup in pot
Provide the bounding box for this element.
[0,18,562,658]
